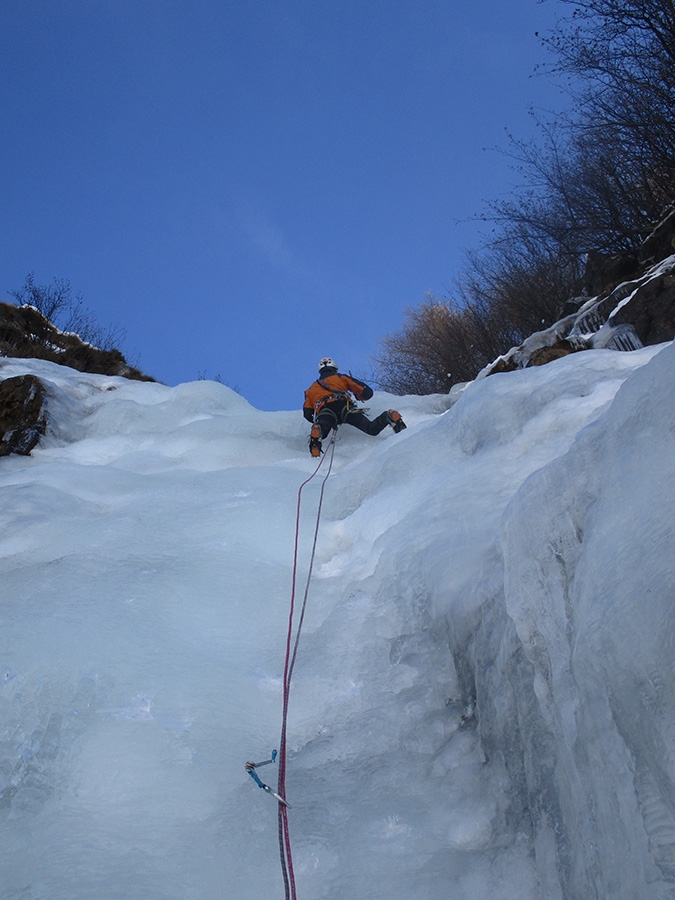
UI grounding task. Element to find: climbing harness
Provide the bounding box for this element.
[314,393,350,420]
[314,395,360,426]
[246,427,338,900]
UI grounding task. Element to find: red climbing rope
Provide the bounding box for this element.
[277,428,337,900]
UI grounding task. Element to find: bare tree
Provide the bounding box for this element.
[375,235,583,395]
[9,273,75,323]
[375,0,675,395]
[9,273,126,352]
[375,296,501,394]
[526,0,675,248]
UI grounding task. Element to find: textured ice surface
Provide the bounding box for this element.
[0,344,673,899]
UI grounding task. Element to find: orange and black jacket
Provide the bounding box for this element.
[303,373,374,422]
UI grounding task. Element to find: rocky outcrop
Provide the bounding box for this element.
[0,302,156,457]
[583,250,640,297]
[607,268,675,346]
[479,205,675,381]
[0,302,153,381]
[580,208,675,296]
[480,254,675,378]
[0,374,47,457]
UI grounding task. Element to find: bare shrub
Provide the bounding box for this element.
[375,238,583,395]
[375,297,498,394]
[9,273,126,352]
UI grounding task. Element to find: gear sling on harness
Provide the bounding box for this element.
[313,379,357,425]
[245,427,337,900]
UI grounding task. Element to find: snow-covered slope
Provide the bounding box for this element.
[1,344,673,900]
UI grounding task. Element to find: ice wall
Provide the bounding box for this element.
[272,344,675,899]
[496,342,675,899]
[1,344,673,900]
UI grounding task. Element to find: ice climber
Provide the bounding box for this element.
[303,357,406,457]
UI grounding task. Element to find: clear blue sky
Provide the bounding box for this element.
[1,0,566,410]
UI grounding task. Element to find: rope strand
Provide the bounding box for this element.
[277,429,337,900]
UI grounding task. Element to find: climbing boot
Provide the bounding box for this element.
[387,410,406,433]
[309,423,322,457]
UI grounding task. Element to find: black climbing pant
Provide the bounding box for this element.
[314,400,391,440]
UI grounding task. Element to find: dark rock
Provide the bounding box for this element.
[528,341,574,367]
[0,302,153,381]
[486,356,518,376]
[608,271,675,346]
[480,314,580,377]
[583,250,640,297]
[639,207,675,266]
[0,374,47,456]
[480,256,675,379]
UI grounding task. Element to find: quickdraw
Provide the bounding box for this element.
[245,751,291,808]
